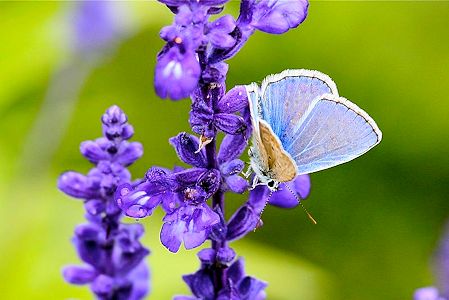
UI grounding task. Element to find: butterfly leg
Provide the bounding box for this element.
[242,164,253,178]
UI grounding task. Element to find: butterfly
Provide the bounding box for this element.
[245,69,382,191]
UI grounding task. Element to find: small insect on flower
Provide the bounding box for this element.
[244,69,382,222]
[245,69,382,190]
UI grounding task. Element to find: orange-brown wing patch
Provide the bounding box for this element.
[259,121,297,182]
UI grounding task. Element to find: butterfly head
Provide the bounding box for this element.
[266,179,279,192]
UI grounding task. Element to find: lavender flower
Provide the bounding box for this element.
[59,106,150,299]
[115,0,310,297]
[414,223,449,300]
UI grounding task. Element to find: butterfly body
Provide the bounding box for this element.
[246,69,382,190]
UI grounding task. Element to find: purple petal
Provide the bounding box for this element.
[80,140,109,163]
[155,47,200,100]
[216,86,248,113]
[217,134,248,164]
[160,218,185,252]
[183,270,215,299]
[227,258,246,283]
[115,183,163,218]
[197,248,217,264]
[184,230,208,250]
[62,265,97,285]
[413,287,441,300]
[209,15,235,33]
[84,199,105,216]
[269,175,311,208]
[58,171,99,199]
[214,113,247,135]
[220,159,245,176]
[128,262,150,300]
[115,141,143,166]
[227,204,259,241]
[238,276,267,299]
[169,168,207,191]
[208,31,236,49]
[225,175,248,194]
[216,246,236,264]
[169,133,207,168]
[251,0,308,34]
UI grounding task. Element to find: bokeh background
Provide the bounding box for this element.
[1,1,449,299]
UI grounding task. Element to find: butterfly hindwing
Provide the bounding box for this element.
[287,94,382,175]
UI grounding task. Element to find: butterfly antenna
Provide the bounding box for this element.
[254,189,273,232]
[285,184,317,225]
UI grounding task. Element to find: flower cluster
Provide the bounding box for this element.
[112,0,311,298]
[414,223,449,300]
[58,106,150,299]
[154,0,309,101]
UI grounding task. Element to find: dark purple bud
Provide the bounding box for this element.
[169,133,207,168]
[62,265,97,285]
[227,204,259,241]
[183,270,215,299]
[102,105,127,126]
[216,85,248,113]
[155,47,201,100]
[225,175,248,194]
[80,140,109,163]
[227,258,245,283]
[58,171,99,199]
[196,168,221,198]
[115,142,144,166]
[251,0,308,34]
[207,15,236,49]
[169,168,208,191]
[84,199,105,216]
[216,246,236,264]
[197,248,216,264]
[91,275,114,296]
[202,62,228,84]
[209,207,227,242]
[220,159,244,176]
[190,90,215,136]
[214,113,247,135]
[238,276,267,299]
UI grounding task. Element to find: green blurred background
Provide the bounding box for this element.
[1,1,448,299]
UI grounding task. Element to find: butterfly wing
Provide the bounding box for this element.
[258,69,339,151]
[287,94,382,175]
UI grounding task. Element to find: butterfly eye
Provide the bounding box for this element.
[267,180,275,188]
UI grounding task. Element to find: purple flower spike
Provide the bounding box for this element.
[155,47,201,100]
[59,106,150,298]
[251,0,309,34]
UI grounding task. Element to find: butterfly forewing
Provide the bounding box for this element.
[287,94,382,175]
[259,69,338,151]
[258,120,297,182]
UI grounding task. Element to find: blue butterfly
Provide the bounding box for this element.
[245,69,382,191]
